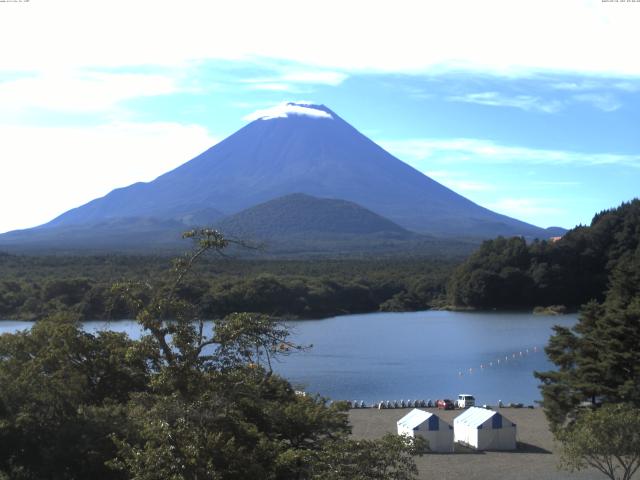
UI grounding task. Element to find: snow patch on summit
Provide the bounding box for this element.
[244,102,333,121]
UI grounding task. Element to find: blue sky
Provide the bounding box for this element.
[1,0,639,233]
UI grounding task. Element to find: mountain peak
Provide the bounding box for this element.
[245,102,334,121]
[3,100,553,246]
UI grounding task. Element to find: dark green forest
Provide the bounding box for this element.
[532,211,640,480]
[448,199,640,310]
[2,200,639,321]
[0,253,457,321]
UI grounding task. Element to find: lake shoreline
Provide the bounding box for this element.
[3,311,578,405]
[0,304,574,323]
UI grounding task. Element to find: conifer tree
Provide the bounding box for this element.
[536,245,640,430]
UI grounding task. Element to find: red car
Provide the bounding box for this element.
[436,399,455,410]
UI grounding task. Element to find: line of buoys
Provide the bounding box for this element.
[457,346,541,377]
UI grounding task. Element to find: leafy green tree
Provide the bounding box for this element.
[42,278,92,306]
[107,229,424,480]
[447,236,534,308]
[308,434,425,480]
[558,404,640,480]
[0,314,149,480]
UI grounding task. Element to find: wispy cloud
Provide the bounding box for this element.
[0,70,184,114]
[613,81,640,92]
[572,93,621,112]
[486,197,565,219]
[424,170,494,193]
[447,80,630,113]
[245,82,295,92]
[447,91,563,113]
[380,138,640,169]
[550,81,599,91]
[533,181,581,187]
[241,70,347,93]
[551,79,640,93]
[279,71,347,86]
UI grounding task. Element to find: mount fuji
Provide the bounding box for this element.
[0,102,559,253]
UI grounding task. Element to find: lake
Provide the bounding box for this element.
[0,310,576,405]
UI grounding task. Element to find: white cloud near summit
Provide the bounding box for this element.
[244,103,333,121]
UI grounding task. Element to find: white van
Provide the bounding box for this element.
[457,394,475,408]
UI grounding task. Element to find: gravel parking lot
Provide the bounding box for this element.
[349,407,606,480]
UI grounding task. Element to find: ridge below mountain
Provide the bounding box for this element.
[216,193,411,238]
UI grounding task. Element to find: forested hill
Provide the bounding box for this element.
[216,193,411,237]
[447,199,640,310]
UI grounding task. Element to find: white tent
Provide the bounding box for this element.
[397,408,454,453]
[453,407,517,450]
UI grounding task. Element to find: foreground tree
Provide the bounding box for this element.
[108,229,424,479]
[0,314,149,479]
[558,404,640,480]
[308,434,426,480]
[0,229,423,479]
[535,246,640,430]
[536,244,640,479]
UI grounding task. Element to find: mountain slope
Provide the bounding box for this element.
[38,103,551,239]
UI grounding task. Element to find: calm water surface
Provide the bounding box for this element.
[281,311,577,405]
[1,310,576,405]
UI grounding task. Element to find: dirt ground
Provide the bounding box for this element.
[349,407,608,480]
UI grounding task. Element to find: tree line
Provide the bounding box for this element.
[0,255,455,321]
[534,218,640,480]
[448,200,640,310]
